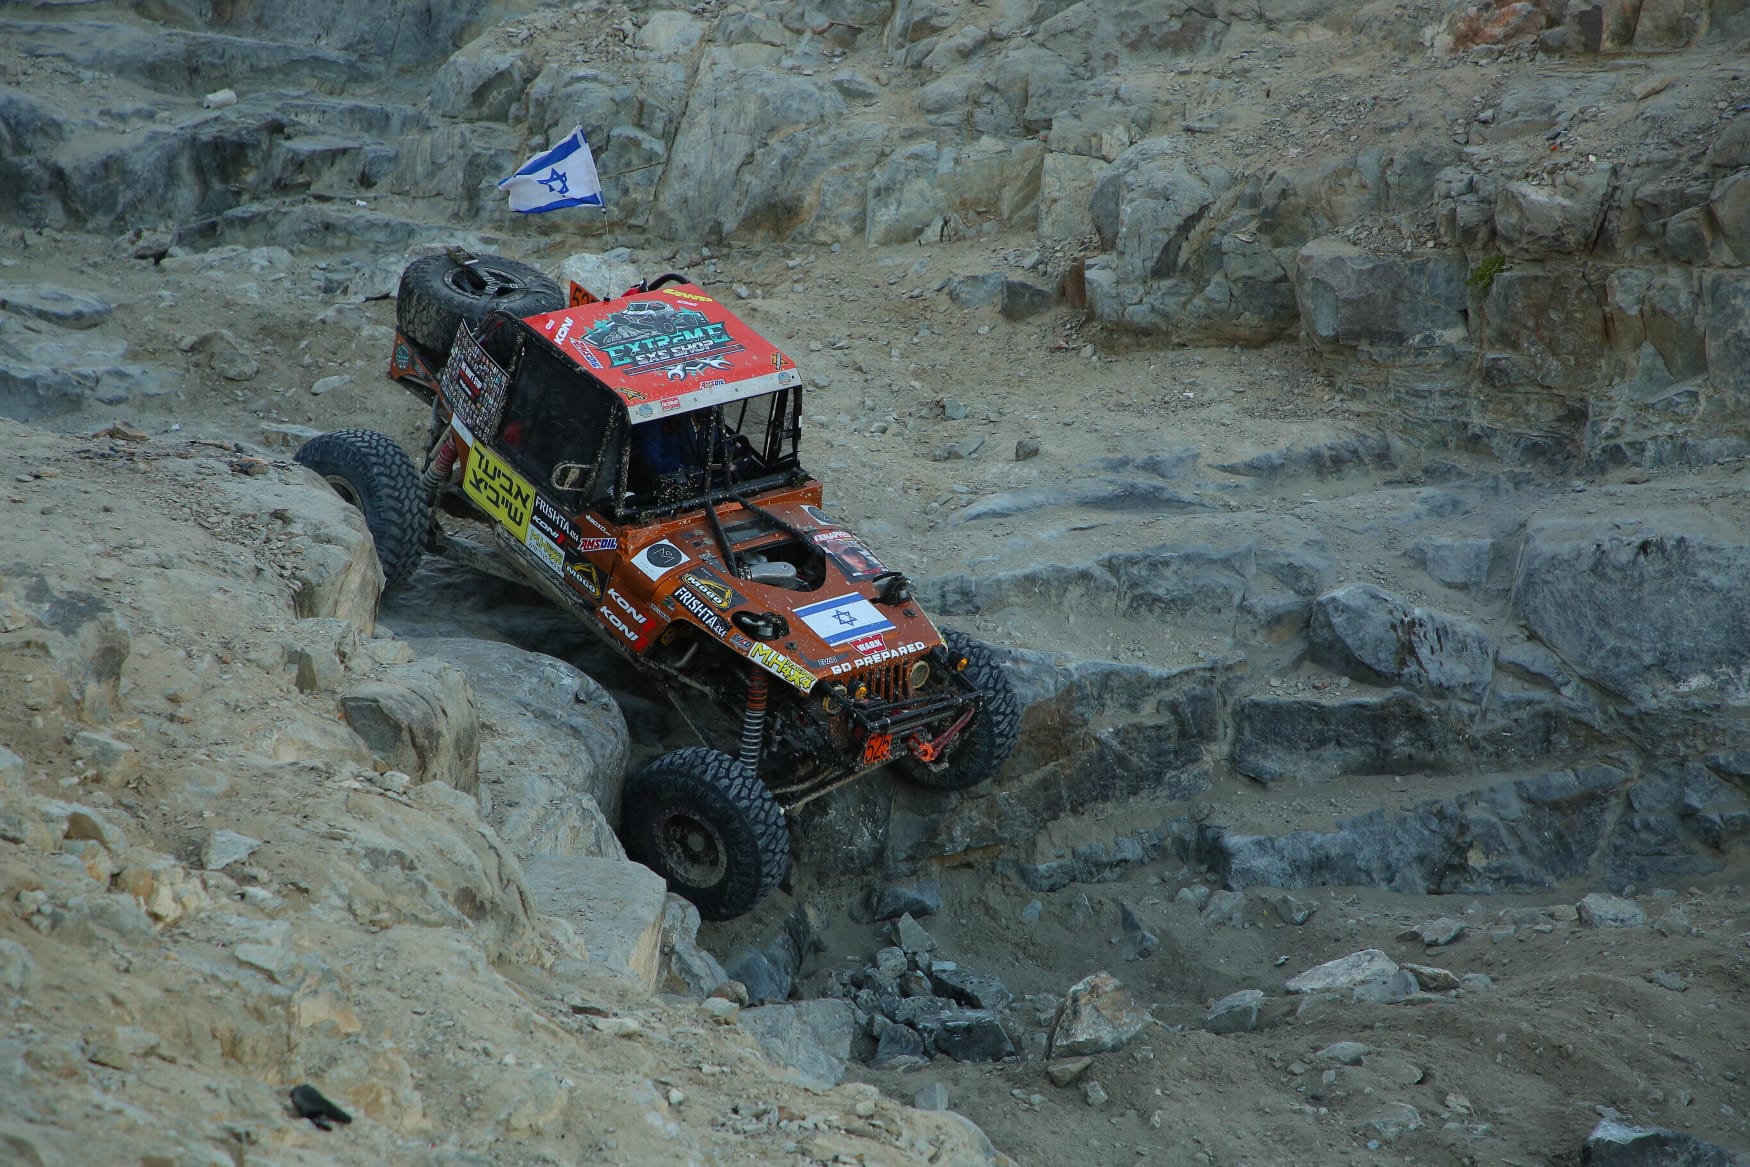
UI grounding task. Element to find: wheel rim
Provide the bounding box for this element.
[652,810,728,888]
[445,263,526,300]
[322,474,362,510]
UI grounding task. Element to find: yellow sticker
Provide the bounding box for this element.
[748,642,817,694]
[462,442,533,539]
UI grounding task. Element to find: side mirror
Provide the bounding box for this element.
[551,462,589,491]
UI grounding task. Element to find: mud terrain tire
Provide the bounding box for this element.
[899,630,1020,792]
[622,747,790,920]
[294,429,427,591]
[397,253,564,360]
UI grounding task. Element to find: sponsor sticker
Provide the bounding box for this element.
[531,495,581,549]
[462,442,533,539]
[672,588,733,639]
[598,604,648,647]
[565,559,603,601]
[577,536,618,552]
[748,642,817,694]
[829,640,927,677]
[680,568,744,610]
[525,526,565,575]
[632,539,689,581]
[851,633,886,655]
[795,592,897,647]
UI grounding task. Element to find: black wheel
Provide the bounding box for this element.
[396,252,564,360]
[294,429,428,591]
[621,747,790,921]
[898,630,1021,792]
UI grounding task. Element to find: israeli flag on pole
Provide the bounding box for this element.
[498,126,604,213]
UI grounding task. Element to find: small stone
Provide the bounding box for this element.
[1285,950,1399,995]
[1645,968,1688,992]
[201,829,264,872]
[1418,917,1466,946]
[1202,989,1267,1036]
[1083,1079,1109,1107]
[1577,893,1646,929]
[1020,899,1043,925]
[914,1082,949,1111]
[894,913,937,954]
[1459,973,1493,992]
[592,1016,642,1037]
[1401,963,1460,991]
[311,374,351,396]
[1318,1041,1368,1066]
[874,946,908,978]
[202,87,238,109]
[1120,902,1159,960]
[942,397,969,420]
[875,878,943,921]
[1654,909,1697,937]
[1047,1056,1094,1086]
[1015,438,1041,461]
[1048,972,1149,1057]
[699,997,739,1023]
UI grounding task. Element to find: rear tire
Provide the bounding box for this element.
[396,253,564,360]
[621,747,790,921]
[897,630,1020,792]
[294,429,427,591]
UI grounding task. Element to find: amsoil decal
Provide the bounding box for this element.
[679,568,744,610]
[830,640,927,677]
[748,642,817,694]
[577,536,618,552]
[463,443,533,539]
[672,588,733,639]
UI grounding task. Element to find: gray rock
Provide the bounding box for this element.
[429,46,537,122]
[0,937,40,996]
[870,1019,926,1067]
[1513,510,1750,706]
[0,745,22,785]
[1580,1116,1736,1167]
[1176,885,1212,911]
[1365,1102,1423,1141]
[1577,893,1647,929]
[1645,968,1688,992]
[200,830,263,872]
[339,659,479,794]
[1417,917,1466,946]
[725,947,792,1006]
[875,878,943,921]
[1200,889,1246,928]
[1349,968,1418,1004]
[1308,584,1495,699]
[1001,279,1055,321]
[892,998,1014,1061]
[1653,908,1697,937]
[0,285,113,330]
[1401,962,1460,991]
[946,273,1005,308]
[894,913,938,954]
[1286,950,1399,995]
[1416,537,1495,592]
[1120,902,1159,959]
[740,999,858,1089]
[874,946,908,979]
[554,253,644,303]
[1015,438,1042,461]
[1048,972,1148,1057]
[932,967,1012,1012]
[1202,989,1265,1035]
[1047,1055,1094,1085]
[660,897,729,998]
[1317,1040,1368,1065]
[1084,1079,1109,1107]
[914,1082,950,1111]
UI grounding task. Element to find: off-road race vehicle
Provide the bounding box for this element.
[295,250,1020,920]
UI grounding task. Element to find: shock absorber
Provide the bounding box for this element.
[420,431,458,493]
[739,666,769,770]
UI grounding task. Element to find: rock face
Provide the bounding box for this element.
[1513,510,1750,706]
[1580,1117,1738,1167]
[1308,584,1495,699]
[407,637,629,859]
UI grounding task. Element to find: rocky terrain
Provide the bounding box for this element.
[1,0,1748,1165]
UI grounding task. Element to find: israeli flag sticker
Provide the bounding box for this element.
[796,592,896,647]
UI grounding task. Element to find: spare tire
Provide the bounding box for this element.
[396,253,564,360]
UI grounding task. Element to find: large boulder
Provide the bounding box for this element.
[521,855,668,990]
[864,136,1044,245]
[340,659,481,795]
[1512,509,1750,705]
[1495,163,1615,258]
[1048,972,1149,1057]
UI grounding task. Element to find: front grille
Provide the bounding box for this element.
[851,660,910,702]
